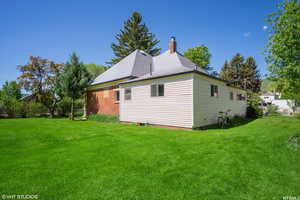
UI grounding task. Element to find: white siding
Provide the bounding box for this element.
[193,74,247,127]
[120,75,194,128]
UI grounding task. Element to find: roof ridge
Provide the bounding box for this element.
[129,50,140,75]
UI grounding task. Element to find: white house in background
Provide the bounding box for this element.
[260,92,295,114]
[87,37,247,128]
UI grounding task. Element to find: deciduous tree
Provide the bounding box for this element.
[184,45,212,71]
[17,56,63,117]
[266,0,300,104]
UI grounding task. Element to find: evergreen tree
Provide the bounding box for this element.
[59,53,92,120]
[229,53,245,88]
[242,57,261,93]
[220,54,261,92]
[220,60,232,81]
[109,12,161,65]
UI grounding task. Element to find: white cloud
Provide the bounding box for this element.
[243,32,251,37]
[263,26,268,31]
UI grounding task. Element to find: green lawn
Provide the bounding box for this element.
[0,117,299,200]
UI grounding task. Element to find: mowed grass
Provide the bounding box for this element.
[0,117,299,200]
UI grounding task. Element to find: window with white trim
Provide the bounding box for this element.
[151,84,164,97]
[210,85,218,97]
[124,88,131,100]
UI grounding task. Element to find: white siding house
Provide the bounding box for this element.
[120,74,194,128]
[119,73,247,128]
[88,37,247,128]
[193,74,247,127]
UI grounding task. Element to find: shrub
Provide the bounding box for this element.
[57,97,84,117]
[266,104,279,116]
[246,106,263,118]
[88,114,119,123]
[295,112,300,120]
[246,92,263,118]
[0,97,22,118]
[57,97,72,117]
[20,102,48,118]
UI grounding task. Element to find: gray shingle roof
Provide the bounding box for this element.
[91,50,152,85]
[91,49,207,85]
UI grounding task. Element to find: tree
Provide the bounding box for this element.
[265,0,300,104]
[220,54,261,92]
[59,53,92,120]
[219,60,231,81]
[2,81,22,100]
[183,45,212,71]
[109,11,161,65]
[241,57,261,93]
[0,81,22,117]
[17,56,63,117]
[84,64,108,79]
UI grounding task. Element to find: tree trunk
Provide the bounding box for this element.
[82,92,87,120]
[49,108,55,118]
[70,98,74,120]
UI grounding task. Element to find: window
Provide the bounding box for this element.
[237,94,246,101]
[124,88,131,100]
[114,90,120,102]
[210,85,218,97]
[230,92,234,100]
[151,84,164,97]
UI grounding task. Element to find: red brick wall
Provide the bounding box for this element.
[87,86,119,115]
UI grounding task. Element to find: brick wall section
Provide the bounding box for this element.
[87,86,119,115]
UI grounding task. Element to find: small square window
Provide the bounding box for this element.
[151,84,164,97]
[125,88,131,100]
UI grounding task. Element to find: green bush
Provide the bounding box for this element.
[1,97,22,118]
[246,93,263,118]
[294,112,300,119]
[57,97,84,117]
[266,104,280,116]
[22,102,47,118]
[88,114,119,123]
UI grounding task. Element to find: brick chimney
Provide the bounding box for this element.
[169,36,176,53]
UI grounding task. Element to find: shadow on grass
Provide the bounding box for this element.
[196,117,257,130]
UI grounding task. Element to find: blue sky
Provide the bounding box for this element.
[0,0,279,86]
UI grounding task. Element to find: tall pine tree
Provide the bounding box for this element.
[242,57,261,93]
[220,54,261,92]
[109,12,161,65]
[220,60,231,81]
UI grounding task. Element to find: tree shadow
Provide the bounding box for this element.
[196,117,257,130]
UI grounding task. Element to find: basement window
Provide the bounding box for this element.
[210,85,218,97]
[151,84,164,97]
[125,88,131,100]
